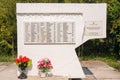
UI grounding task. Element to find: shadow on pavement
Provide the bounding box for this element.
[70,67,93,80]
[71,78,82,80]
[82,67,93,75]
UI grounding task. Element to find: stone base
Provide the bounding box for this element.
[18,76,69,80]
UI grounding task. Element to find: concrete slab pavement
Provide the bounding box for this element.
[0,62,17,80]
[81,61,120,80]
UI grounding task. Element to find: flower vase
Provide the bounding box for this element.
[18,66,27,79]
[41,72,47,77]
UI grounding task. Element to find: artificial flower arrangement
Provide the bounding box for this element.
[15,55,32,79]
[37,58,53,77]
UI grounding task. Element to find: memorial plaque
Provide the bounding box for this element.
[24,22,75,45]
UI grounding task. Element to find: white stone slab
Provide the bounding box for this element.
[17,3,106,78]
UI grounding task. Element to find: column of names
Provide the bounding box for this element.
[24,22,75,45]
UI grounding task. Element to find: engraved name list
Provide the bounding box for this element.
[24,22,75,45]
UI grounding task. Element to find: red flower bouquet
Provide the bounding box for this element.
[37,58,53,73]
[15,55,32,79]
[16,55,32,70]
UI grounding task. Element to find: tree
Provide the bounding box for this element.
[0,0,16,55]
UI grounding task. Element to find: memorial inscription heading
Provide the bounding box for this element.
[84,21,102,36]
[24,22,75,45]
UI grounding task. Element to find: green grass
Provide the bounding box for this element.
[80,55,120,71]
[0,55,16,62]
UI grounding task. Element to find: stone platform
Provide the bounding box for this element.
[20,76,68,80]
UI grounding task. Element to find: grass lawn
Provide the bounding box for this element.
[80,56,120,71]
[0,55,16,62]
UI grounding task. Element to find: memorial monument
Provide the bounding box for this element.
[17,3,106,78]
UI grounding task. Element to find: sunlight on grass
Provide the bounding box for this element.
[0,55,16,62]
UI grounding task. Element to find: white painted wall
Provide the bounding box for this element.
[17,3,106,78]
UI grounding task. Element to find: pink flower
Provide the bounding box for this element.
[43,64,47,68]
[50,66,53,69]
[37,58,53,72]
[37,64,41,68]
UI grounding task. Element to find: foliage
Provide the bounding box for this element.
[0,0,16,56]
[0,54,16,62]
[0,0,119,60]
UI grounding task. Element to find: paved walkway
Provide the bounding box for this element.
[0,61,120,80]
[81,61,120,80]
[0,62,17,80]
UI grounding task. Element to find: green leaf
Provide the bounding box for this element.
[27,60,32,67]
